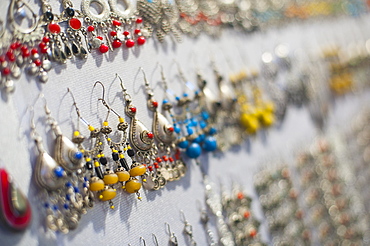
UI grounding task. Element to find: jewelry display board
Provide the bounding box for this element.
[0,0,370,245]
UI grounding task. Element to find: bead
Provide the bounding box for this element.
[47,23,61,34]
[123,31,130,36]
[97,36,103,40]
[261,112,274,127]
[127,149,135,157]
[41,47,48,54]
[112,39,122,48]
[85,161,93,170]
[134,29,141,34]
[22,50,30,58]
[240,114,259,134]
[129,164,146,177]
[155,157,162,162]
[116,170,130,182]
[129,107,136,113]
[178,140,188,149]
[201,111,209,120]
[125,39,135,48]
[110,31,117,36]
[137,36,146,45]
[125,179,141,193]
[99,157,108,165]
[31,48,38,55]
[87,25,95,32]
[95,166,104,179]
[199,121,207,129]
[237,192,244,199]
[53,166,65,178]
[89,177,105,191]
[193,136,202,143]
[112,20,121,26]
[209,127,217,135]
[186,143,201,159]
[74,187,80,193]
[167,127,174,132]
[74,152,83,160]
[187,127,194,135]
[103,173,118,185]
[112,152,119,161]
[99,187,116,201]
[152,101,158,108]
[146,132,154,139]
[2,67,10,76]
[174,126,181,133]
[65,7,75,17]
[203,136,217,152]
[136,18,143,23]
[10,43,17,50]
[44,11,54,21]
[69,18,82,30]
[120,158,130,170]
[99,44,109,53]
[148,166,153,172]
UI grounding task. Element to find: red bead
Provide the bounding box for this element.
[41,47,49,54]
[162,155,167,159]
[249,229,257,238]
[136,18,143,24]
[20,46,28,52]
[112,20,121,26]
[39,42,47,49]
[112,39,122,48]
[152,101,158,108]
[2,67,10,76]
[6,51,13,59]
[31,48,38,55]
[47,23,61,34]
[137,36,146,45]
[69,18,82,30]
[10,43,18,50]
[146,132,154,139]
[175,149,181,160]
[15,42,21,49]
[163,157,168,162]
[0,56,5,63]
[167,127,174,132]
[129,107,136,113]
[237,192,244,200]
[125,39,135,48]
[87,25,95,32]
[154,163,159,169]
[42,36,50,43]
[22,50,30,58]
[8,54,15,62]
[148,166,153,172]
[155,157,162,163]
[123,31,130,36]
[168,157,174,162]
[134,29,141,34]
[110,31,117,36]
[243,211,250,219]
[99,44,109,53]
[97,36,103,40]
[34,59,42,67]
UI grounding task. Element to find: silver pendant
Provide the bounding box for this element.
[35,152,65,191]
[55,135,83,171]
[153,111,177,146]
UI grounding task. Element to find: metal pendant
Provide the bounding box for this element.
[108,0,135,19]
[153,111,177,146]
[55,135,83,171]
[0,168,31,230]
[129,118,154,152]
[35,152,65,191]
[81,0,110,23]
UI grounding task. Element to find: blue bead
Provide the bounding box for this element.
[186,143,202,159]
[209,127,217,135]
[44,202,49,208]
[83,182,87,188]
[63,203,69,210]
[191,118,197,127]
[74,187,80,193]
[175,96,180,101]
[199,121,207,129]
[74,151,83,160]
[199,134,205,142]
[174,126,181,133]
[203,136,217,152]
[53,205,58,211]
[65,181,72,187]
[183,93,188,97]
[201,111,209,120]
[54,166,64,178]
[84,177,88,182]
[193,136,201,143]
[187,127,194,135]
[66,194,71,201]
[195,90,199,95]
[178,140,188,149]
[163,99,169,104]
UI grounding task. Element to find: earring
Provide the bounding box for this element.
[152,233,160,246]
[197,201,217,246]
[165,222,179,246]
[0,167,31,230]
[180,210,197,245]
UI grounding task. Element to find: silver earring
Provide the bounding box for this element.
[165,222,178,246]
[180,210,197,245]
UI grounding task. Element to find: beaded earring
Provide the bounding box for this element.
[0,167,31,230]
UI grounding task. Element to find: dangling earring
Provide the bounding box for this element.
[180,210,197,245]
[165,222,179,246]
[116,74,152,198]
[0,167,31,230]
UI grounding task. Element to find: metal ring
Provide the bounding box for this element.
[81,0,110,23]
[7,0,38,34]
[108,0,135,19]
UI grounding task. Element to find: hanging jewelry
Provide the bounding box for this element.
[198,201,217,246]
[180,210,197,246]
[0,167,31,230]
[165,222,179,246]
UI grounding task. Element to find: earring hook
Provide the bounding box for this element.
[115,73,132,101]
[67,88,90,127]
[173,59,187,83]
[93,81,120,118]
[180,210,187,223]
[139,67,154,97]
[140,237,146,246]
[152,233,159,246]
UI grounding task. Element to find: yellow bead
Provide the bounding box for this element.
[264,102,275,113]
[143,179,147,182]
[97,154,101,158]
[94,161,100,167]
[88,125,95,131]
[74,131,80,137]
[129,165,146,177]
[103,121,108,126]
[121,185,125,189]
[99,188,117,201]
[138,197,142,200]
[261,112,274,127]
[101,154,105,157]
[103,173,119,185]
[119,154,124,159]
[107,138,111,141]
[119,117,124,123]
[110,205,115,209]
[86,157,91,162]
[99,142,102,145]
[240,114,259,134]
[89,178,105,191]
[116,170,130,182]
[125,179,142,193]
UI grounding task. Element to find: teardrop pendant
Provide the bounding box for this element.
[35,152,65,191]
[55,135,83,171]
